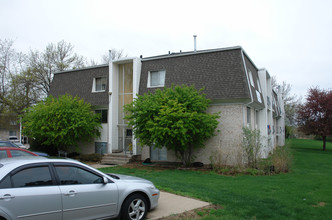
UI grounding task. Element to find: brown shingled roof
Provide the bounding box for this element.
[49,65,109,106]
[139,47,260,104]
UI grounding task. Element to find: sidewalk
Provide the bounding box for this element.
[90,163,210,219]
[147,191,210,219]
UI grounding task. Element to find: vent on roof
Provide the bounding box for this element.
[193,35,197,52]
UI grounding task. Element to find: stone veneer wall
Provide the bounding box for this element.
[141,103,245,166]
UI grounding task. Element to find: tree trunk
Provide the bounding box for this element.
[322,136,326,151]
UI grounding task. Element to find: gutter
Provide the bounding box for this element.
[241,49,254,106]
[53,64,109,75]
[241,49,254,127]
[142,46,242,61]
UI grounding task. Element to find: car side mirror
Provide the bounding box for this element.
[103,176,108,184]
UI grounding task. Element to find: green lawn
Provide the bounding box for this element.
[99,139,332,219]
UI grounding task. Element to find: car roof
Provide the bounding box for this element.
[0,147,24,150]
[0,141,18,147]
[0,147,38,156]
[0,157,100,179]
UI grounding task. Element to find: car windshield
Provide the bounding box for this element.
[0,142,18,147]
[11,143,19,147]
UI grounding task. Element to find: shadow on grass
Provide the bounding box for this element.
[295,147,332,154]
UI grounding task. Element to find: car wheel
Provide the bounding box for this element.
[121,193,148,220]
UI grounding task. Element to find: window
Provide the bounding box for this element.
[248,69,254,87]
[55,165,103,185]
[256,90,262,103]
[12,166,53,187]
[148,70,166,87]
[0,150,8,159]
[126,129,132,137]
[247,107,251,126]
[255,110,259,129]
[256,78,262,93]
[9,131,16,136]
[95,109,108,123]
[0,175,12,188]
[93,77,107,92]
[10,150,33,157]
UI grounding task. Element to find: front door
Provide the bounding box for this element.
[118,63,133,153]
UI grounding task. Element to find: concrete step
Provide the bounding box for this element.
[101,154,132,165]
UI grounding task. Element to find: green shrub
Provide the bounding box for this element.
[285,125,296,138]
[242,127,262,168]
[259,143,292,174]
[270,144,292,173]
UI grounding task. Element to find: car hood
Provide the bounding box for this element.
[107,173,153,184]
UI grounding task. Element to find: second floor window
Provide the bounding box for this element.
[94,77,107,92]
[148,70,166,88]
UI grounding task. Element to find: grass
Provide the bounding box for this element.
[99,139,332,219]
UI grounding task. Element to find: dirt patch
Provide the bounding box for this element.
[312,202,326,207]
[123,161,212,172]
[153,204,223,220]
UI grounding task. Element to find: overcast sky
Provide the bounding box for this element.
[1,0,331,99]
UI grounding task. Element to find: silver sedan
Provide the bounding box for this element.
[0,157,159,220]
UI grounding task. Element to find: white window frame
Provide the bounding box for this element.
[9,131,17,136]
[92,77,107,92]
[256,90,262,103]
[256,78,262,93]
[248,70,255,87]
[247,107,251,127]
[147,70,166,88]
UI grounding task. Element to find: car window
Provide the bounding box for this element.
[55,165,103,185]
[0,143,10,147]
[10,150,33,157]
[0,150,8,159]
[0,175,12,188]
[12,166,53,187]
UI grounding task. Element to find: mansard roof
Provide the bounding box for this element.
[140,47,264,107]
[49,64,109,106]
[49,46,264,108]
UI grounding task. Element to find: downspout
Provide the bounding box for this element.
[241,49,254,127]
[107,50,113,154]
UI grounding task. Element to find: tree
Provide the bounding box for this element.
[88,49,127,66]
[22,94,101,153]
[297,87,332,151]
[101,49,127,64]
[124,85,220,166]
[0,39,26,113]
[6,68,42,114]
[27,40,86,95]
[272,76,301,126]
[242,127,262,168]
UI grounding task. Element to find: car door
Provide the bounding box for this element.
[0,164,62,220]
[54,163,118,220]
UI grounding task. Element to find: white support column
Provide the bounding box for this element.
[132,57,142,155]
